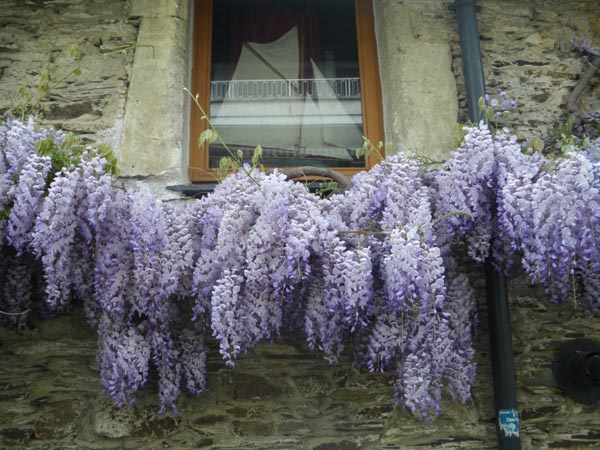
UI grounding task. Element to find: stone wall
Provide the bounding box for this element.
[118,0,192,190]
[458,0,600,141]
[0,0,193,196]
[1,1,600,449]
[373,0,459,162]
[0,0,137,149]
[1,272,599,449]
[2,0,599,181]
[373,0,600,160]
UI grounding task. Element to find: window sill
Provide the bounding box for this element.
[166,184,217,197]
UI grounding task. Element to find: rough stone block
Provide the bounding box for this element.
[312,440,359,450]
[119,15,188,180]
[0,427,34,445]
[373,1,458,161]
[234,373,282,400]
[231,419,275,436]
[130,0,188,20]
[34,400,82,439]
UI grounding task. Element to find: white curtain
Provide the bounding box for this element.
[212,26,362,161]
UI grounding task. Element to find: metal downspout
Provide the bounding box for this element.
[449,1,521,449]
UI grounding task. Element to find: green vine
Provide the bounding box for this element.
[11,43,152,121]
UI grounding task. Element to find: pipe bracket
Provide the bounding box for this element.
[553,338,600,404]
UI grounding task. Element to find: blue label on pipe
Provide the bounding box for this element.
[498,409,520,438]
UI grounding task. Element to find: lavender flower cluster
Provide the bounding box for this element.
[501,146,600,314]
[323,153,479,420]
[430,122,546,269]
[482,89,518,124]
[574,109,600,145]
[1,117,599,420]
[572,36,600,58]
[1,118,58,327]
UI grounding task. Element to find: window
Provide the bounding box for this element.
[189,0,384,182]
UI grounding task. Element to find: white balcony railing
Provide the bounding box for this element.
[210,77,361,102]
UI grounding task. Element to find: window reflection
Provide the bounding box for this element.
[209,0,364,168]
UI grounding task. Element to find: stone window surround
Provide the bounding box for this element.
[118,0,458,194]
[188,0,385,183]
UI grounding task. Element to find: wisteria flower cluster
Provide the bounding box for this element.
[480,88,518,126]
[1,116,599,420]
[430,122,546,269]
[0,118,60,326]
[572,36,600,59]
[190,169,336,365]
[574,108,600,144]
[500,145,600,314]
[324,153,480,419]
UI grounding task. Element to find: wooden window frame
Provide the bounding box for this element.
[189,0,384,183]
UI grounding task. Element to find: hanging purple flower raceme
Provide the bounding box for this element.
[492,129,546,271]
[130,185,186,414]
[97,319,152,408]
[240,172,294,344]
[34,153,120,316]
[210,269,246,366]
[330,152,432,249]
[384,227,445,314]
[395,317,451,422]
[86,179,188,413]
[339,246,374,333]
[0,253,34,328]
[389,261,474,421]
[178,329,207,397]
[192,170,267,363]
[279,179,334,334]
[304,234,372,362]
[327,152,435,327]
[501,148,600,314]
[191,169,260,324]
[91,210,175,412]
[325,152,477,419]
[129,184,173,316]
[79,167,153,411]
[192,168,340,368]
[31,164,84,313]
[430,123,547,272]
[148,325,182,414]
[382,227,454,420]
[6,153,52,254]
[248,174,337,344]
[164,202,201,299]
[0,117,58,181]
[430,123,496,261]
[360,294,410,373]
[0,117,60,243]
[87,177,134,327]
[442,269,478,404]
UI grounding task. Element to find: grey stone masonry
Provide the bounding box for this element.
[452,0,600,142]
[0,0,137,150]
[2,0,599,184]
[0,272,599,449]
[0,1,600,447]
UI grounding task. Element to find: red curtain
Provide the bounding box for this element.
[212,0,321,80]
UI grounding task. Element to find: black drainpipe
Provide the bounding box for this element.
[449,1,521,449]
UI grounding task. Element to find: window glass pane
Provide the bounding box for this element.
[209,0,364,168]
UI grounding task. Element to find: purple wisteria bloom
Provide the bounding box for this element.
[502,147,600,313]
[0,118,58,243]
[0,253,34,328]
[7,153,52,254]
[3,111,597,419]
